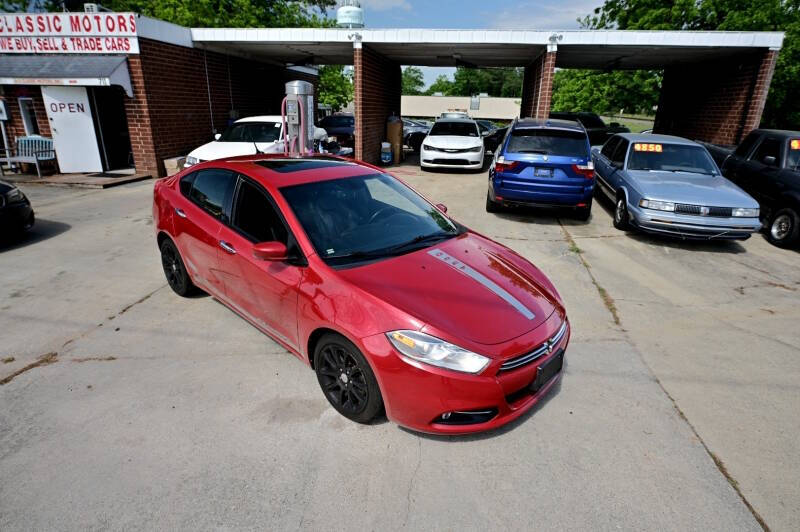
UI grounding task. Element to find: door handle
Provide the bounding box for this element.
[219,240,237,255]
[175,208,187,218]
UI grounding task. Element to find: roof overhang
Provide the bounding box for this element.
[0,55,133,96]
[190,28,785,69]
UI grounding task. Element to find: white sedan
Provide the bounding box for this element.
[420,118,486,171]
[184,116,327,168]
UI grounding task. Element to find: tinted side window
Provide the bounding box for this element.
[611,140,629,165]
[601,137,620,159]
[179,172,196,197]
[232,179,288,244]
[751,138,781,166]
[734,132,760,157]
[189,169,236,221]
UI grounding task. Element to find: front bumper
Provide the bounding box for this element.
[421,147,483,169]
[0,200,34,231]
[361,314,569,434]
[628,203,761,240]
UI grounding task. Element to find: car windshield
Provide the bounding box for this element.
[787,141,800,171]
[577,114,606,128]
[219,122,282,143]
[429,122,479,137]
[321,116,354,127]
[628,144,718,175]
[281,173,461,267]
[506,129,588,157]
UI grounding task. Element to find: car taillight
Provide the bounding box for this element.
[495,161,520,173]
[572,162,594,179]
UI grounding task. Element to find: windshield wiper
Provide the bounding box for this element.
[326,232,455,264]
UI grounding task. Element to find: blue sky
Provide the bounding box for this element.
[330,0,601,87]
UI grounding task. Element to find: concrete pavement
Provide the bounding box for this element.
[0,166,797,530]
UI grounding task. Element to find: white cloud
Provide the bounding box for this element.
[359,0,413,11]
[491,0,599,30]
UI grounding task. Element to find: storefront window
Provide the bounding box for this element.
[18,98,40,136]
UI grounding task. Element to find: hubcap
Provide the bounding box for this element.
[616,200,625,223]
[771,214,791,240]
[318,344,368,414]
[161,247,181,287]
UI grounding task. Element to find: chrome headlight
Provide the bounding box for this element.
[422,144,435,152]
[185,155,199,166]
[639,199,675,212]
[386,330,490,374]
[468,146,482,152]
[731,207,759,218]
[6,187,23,203]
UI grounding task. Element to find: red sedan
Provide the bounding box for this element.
[153,155,570,434]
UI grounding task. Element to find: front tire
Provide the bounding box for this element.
[613,194,630,231]
[160,238,199,297]
[766,207,800,248]
[314,333,383,424]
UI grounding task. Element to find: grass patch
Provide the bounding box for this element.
[2,357,15,364]
[0,352,57,386]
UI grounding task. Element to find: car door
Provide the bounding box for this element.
[594,136,620,193]
[739,136,783,204]
[607,138,630,191]
[173,168,236,296]
[215,175,303,350]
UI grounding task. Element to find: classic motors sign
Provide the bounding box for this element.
[0,13,139,54]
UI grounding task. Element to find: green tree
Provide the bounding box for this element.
[552,69,662,115]
[576,0,800,128]
[425,74,455,96]
[317,65,353,111]
[450,67,523,97]
[402,66,425,95]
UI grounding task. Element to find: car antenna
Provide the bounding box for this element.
[253,139,263,155]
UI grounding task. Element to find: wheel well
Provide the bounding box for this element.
[306,327,341,369]
[156,231,170,249]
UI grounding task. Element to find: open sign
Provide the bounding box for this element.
[634,143,663,153]
[49,102,86,113]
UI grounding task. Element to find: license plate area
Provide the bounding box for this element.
[530,349,564,393]
[534,167,553,177]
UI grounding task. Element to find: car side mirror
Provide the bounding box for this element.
[253,241,288,261]
[214,133,221,141]
[436,203,448,214]
[762,155,777,166]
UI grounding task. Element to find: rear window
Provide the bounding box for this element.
[787,139,800,171]
[506,129,588,157]
[429,122,479,137]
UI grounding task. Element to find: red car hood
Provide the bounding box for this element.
[338,232,556,346]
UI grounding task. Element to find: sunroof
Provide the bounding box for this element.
[254,158,356,173]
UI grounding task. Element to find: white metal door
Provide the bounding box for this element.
[41,86,103,173]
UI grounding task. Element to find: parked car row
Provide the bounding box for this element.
[483,117,794,245]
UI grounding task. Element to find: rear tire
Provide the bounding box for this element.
[22,211,35,231]
[575,200,592,222]
[314,333,383,424]
[613,194,630,231]
[486,191,501,213]
[160,238,199,297]
[766,207,800,248]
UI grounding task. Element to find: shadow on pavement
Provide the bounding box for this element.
[0,218,71,252]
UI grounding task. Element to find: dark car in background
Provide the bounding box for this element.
[487,118,595,220]
[319,114,355,147]
[550,112,630,146]
[0,179,34,237]
[702,129,800,247]
[403,118,430,152]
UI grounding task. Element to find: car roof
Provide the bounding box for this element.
[235,115,283,124]
[433,118,477,124]
[751,129,800,138]
[514,117,584,132]
[617,133,699,145]
[193,154,381,188]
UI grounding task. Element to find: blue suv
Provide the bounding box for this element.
[486,118,595,220]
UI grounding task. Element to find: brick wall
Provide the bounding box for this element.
[354,45,401,164]
[520,51,556,119]
[0,85,52,143]
[133,38,318,176]
[653,50,778,145]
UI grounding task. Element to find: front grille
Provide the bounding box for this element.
[675,204,733,217]
[499,321,568,372]
[426,146,475,153]
[430,158,471,165]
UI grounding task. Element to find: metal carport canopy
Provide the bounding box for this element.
[190,28,784,69]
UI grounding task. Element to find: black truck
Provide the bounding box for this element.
[549,112,630,146]
[702,129,800,248]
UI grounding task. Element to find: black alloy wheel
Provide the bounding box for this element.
[314,333,383,424]
[160,238,198,297]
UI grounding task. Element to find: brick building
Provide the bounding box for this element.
[0,14,317,177]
